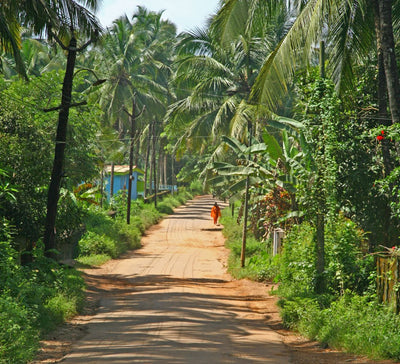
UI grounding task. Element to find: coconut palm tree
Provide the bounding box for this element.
[216,0,400,129]
[40,0,103,258]
[95,8,176,219]
[211,0,400,292]
[167,14,283,154]
[0,0,27,78]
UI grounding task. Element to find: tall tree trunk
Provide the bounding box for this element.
[144,125,151,198]
[379,0,400,126]
[314,41,326,293]
[110,162,115,198]
[373,0,392,248]
[164,153,167,187]
[149,122,154,195]
[158,149,163,186]
[315,207,325,293]
[240,175,250,268]
[135,132,140,167]
[171,154,175,195]
[374,0,392,172]
[43,37,77,259]
[152,120,158,207]
[240,119,252,267]
[127,98,136,224]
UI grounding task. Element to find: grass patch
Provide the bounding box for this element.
[76,254,111,267]
[278,293,400,361]
[221,209,276,282]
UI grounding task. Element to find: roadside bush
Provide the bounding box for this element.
[156,201,174,214]
[178,188,193,201]
[278,293,400,361]
[83,208,118,238]
[221,211,275,281]
[0,295,38,363]
[139,204,161,229]
[76,254,110,266]
[156,194,183,215]
[77,207,149,260]
[189,180,203,195]
[115,219,142,249]
[278,222,316,295]
[43,293,79,331]
[78,231,120,258]
[278,215,373,297]
[0,243,85,363]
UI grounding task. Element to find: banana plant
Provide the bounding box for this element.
[263,117,313,194]
[206,135,273,199]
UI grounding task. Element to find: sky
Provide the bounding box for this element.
[96,0,221,33]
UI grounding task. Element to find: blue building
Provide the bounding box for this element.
[104,165,145,200]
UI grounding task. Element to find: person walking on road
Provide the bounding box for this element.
[211,202,221,225]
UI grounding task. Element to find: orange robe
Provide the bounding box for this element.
[211,205,221,224]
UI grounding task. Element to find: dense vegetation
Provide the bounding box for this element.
[2,0,400,362]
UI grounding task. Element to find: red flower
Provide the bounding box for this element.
[377,135,384,141]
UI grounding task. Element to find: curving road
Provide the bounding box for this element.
[60,195,291,363]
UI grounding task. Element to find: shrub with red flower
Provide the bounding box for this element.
[376,130,385,141]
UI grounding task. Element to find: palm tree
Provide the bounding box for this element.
[166,4,295,266]
[95,8,176,220]
[211,0,400,291]
[41,0,103,258]
[167,22,275,153]
[0,0,27,78]
[0,1,104,257]
[221,0,400,131]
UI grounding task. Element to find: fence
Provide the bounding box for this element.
[376,255,400,313]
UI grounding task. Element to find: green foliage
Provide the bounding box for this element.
[0,295,39,363]
[156,194,182,214]
[44,293,80,329]
[76,254,110,266]
[294,76,341,221]
[138,204,162,230]
[221,210,275,281]
[279,293,400,361]
[0,240,85,362]
[156,202,174,214]
[0,72,102,244]
[294,67,400,248]
[78,231,121,258]
[278,216,373,297]
[189,180,204,195]
[278,222,316,294]
[77,207,143,259]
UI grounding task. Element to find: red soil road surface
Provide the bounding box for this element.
[35,195,397,363]
[59,195,290,363]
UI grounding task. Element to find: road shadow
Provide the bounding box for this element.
[62,272,287,363]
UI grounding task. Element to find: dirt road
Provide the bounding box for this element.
[57,196,290,363]
[35,195,396,363]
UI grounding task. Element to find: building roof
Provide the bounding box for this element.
[105,165,144,174]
